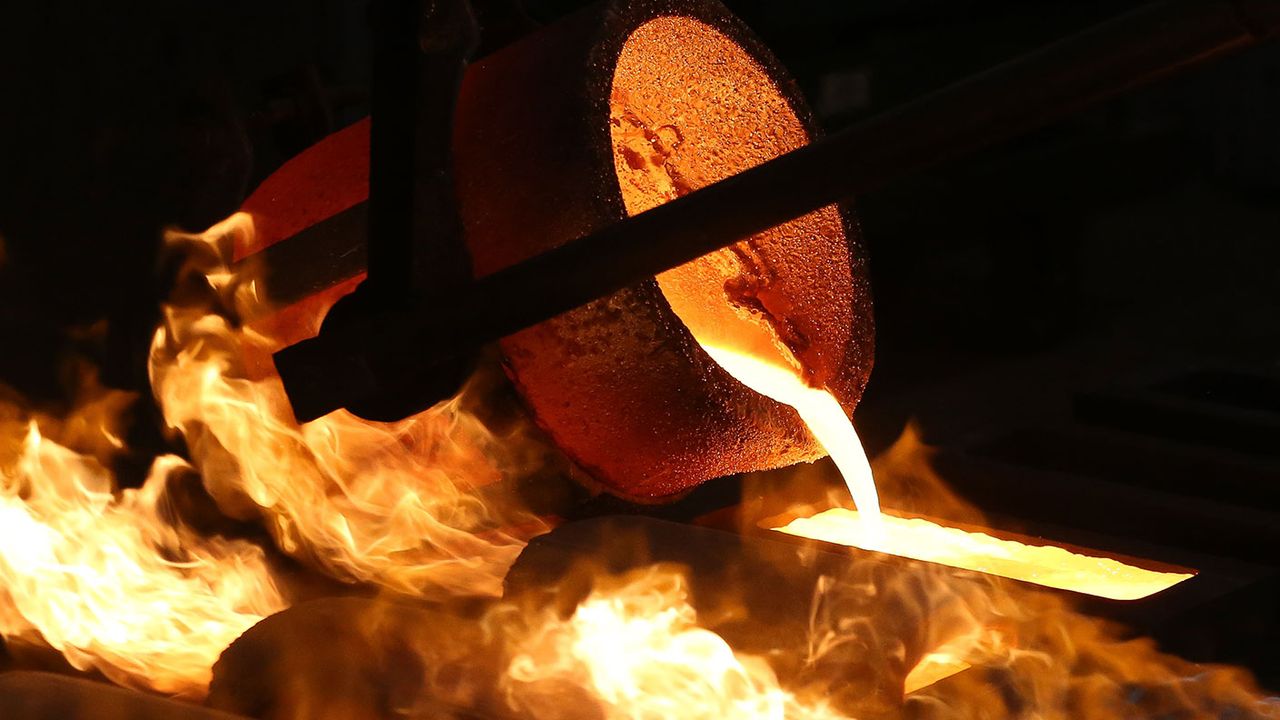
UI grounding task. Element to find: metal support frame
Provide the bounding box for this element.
[292,0,479,421]
[273,0,1280,423]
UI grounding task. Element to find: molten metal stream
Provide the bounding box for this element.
[697,339,1192,602]
[605,15,1191,603]
[698,345,881,525]
[776,509,1193,601]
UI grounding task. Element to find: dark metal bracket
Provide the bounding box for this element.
[284,0,480,422]
[273,0,1280,424]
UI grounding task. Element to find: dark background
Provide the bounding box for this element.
[1,0,1280,683]
[1,0,1276,421]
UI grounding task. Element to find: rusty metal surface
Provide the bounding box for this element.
[446,0,871,500]
[265,0,1278,497]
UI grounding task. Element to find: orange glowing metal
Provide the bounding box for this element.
[608,17,882,517]
[705,330,1194,603]
[664,253,1193,602]
[697,346,880,521]
[691,327,1193,602]
[903,652,972,695]
[606,14,872,499]
[775,509,1194,601]
[644,179,1192,604]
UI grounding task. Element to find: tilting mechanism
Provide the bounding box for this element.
[272,0,1279,423]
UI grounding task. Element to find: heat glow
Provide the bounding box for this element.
[696,307,1196,602]
[713,342,1196,601]
[0,398,284,696]
[151,214,546,600]
[0,8,1269,706]
[504,566,849,720]
[776,509,1193,601]
[698,345,880,522]
[688,316,1194,603]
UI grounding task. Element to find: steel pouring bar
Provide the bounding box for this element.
[365,0,476,301]
[273,0,1280,421]
[456,0,1279,335]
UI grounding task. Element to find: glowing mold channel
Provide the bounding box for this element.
[773,508,1194,601]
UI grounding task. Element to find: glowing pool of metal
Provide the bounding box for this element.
[773,509,1194,601]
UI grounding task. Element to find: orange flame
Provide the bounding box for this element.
[0,210,557,695]
[149,214,549,599]
[504,566,850,720]
[0,198,1273,719]
[903,589,1280,718]
[0,391,284,697]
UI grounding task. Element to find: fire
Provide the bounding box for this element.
[504,566,849,720]
[903,588,1280,719]
[0,210,554,696]
[0,202,1275,718]
[150,213,548,599]
[903,651,972,695]
[0,86,1271,716]
[0,388,284,697]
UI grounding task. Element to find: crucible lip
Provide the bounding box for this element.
[454,0,874,501]
[609,13,863,398]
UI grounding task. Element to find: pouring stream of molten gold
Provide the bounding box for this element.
[696,346,1192,602]
[775,509,1193,601]
[610,33,1190,706]
[698,345,881,524]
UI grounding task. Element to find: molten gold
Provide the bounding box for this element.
[697,345,881,521]
[774,509,1193,601]
[606,14,869,497]
[903,653,972,694]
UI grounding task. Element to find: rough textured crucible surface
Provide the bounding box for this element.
[453,0,874,501]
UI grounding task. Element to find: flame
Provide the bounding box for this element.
[149,213,548,599]
[746,436,1280,716]
[493,531,1277,720]
[0,209,553,696]
[503,566,849,720]
[0,105,1271,718]
[903,652,972,695]
[903,588,1280,719]
[605,27,1219,705]
[0,391,284,697]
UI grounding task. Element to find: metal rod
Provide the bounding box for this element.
[366,0,476,300]
[365,0,420,298]
[274,0,1279,421]
[455,0,1276,341]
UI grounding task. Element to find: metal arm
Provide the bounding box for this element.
[273,0,1280,423]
